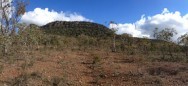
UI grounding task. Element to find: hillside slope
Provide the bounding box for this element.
[0,22,186,86]
[41,21,114,38]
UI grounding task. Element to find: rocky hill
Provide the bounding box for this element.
[41,21,114,38]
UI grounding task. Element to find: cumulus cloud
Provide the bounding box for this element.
[111,8,188,41]
[21,8,92,26]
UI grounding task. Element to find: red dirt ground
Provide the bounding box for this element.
[0,50,188,86]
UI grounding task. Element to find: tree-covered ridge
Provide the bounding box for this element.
[41,21,114,38]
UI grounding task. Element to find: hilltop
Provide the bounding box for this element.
[41,21,114,38]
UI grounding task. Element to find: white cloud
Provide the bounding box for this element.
[112,8,188,41]
[21,8,92,26]
[110,23,145,37]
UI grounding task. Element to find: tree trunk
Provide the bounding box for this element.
[112,35,116,52]
[168,44,173,59]
[161,42,166,60]
[185,46,188,61]
[3,43,8,56]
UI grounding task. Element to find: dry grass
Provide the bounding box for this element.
[0,48,187,86]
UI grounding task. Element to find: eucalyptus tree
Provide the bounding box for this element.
[120,33,134,54]
[178,33,188,58]
[140,36,150,55]
[109,21,118,52]
[153,28,177,59]
[0,0,28,56]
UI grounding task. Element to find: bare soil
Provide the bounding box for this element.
[0,49,188,86]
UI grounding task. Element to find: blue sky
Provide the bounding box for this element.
[27,0,188,24]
